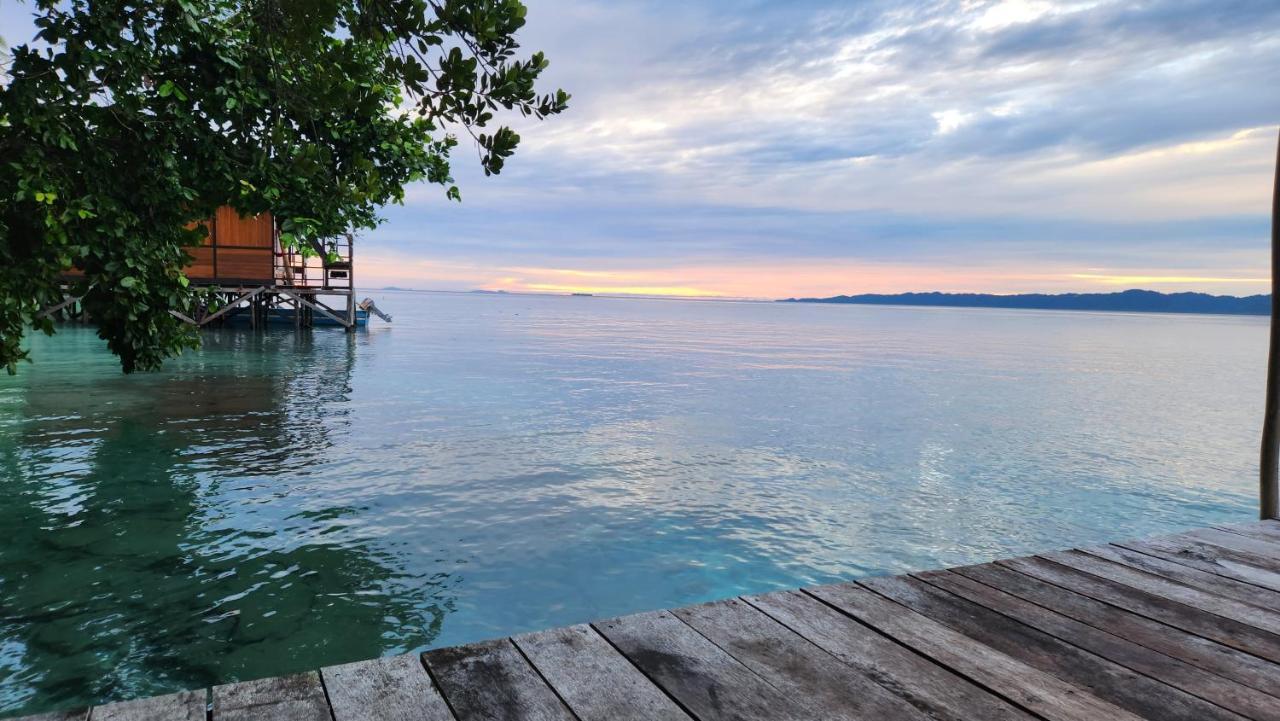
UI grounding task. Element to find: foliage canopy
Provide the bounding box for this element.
[0,0,567,372]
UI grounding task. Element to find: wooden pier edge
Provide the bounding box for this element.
[10,520,1280,721]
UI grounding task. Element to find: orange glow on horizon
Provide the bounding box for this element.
[357,253,1270,300]
[518,283,723,297]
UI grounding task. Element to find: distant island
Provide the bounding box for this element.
[780,289,1270,316]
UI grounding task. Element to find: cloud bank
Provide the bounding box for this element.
[5,0,1277,296]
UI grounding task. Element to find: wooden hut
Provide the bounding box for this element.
[186,207,276,284]
[53,207,367,330]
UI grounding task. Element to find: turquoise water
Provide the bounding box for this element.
[0,292,1265,716]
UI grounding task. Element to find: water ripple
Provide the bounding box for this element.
[0,293,1262,716]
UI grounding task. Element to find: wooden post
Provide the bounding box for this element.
[1262,127,1280,521]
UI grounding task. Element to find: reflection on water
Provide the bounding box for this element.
[0,292,1265,716]
[0,330,451,715]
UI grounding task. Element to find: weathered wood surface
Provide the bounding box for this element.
[424,638,574,721]
[915,569,1280,721]
[14,520,1280,721]
[1121,535,1280,591]
[212,673,331,721]
[90,691,205,721]
[1218,520,1280,544]
[1042,549,1280,635]
[671,597,932,721]
[322,654,454,721]
[1001,553,1280,662]
[14,712,88,721]
[746,589,1037,721]
[1090,541,1280,604]
[953,558,1280,698]
[512,624,690,721]
[594,609,811,720]
[810,581,1147,721]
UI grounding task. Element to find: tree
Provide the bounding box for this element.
[0,0,568,372]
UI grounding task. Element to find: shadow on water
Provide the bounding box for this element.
[0,329,454,716]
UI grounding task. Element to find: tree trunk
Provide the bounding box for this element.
[1261,127,1280,520]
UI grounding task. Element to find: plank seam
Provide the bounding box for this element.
[311,670,339,721]
[1042,551,1280,637]
[505,636,585,721]
[585,620,706,721]
[1101,542,1280,601]
[1212,525,1280,547]
[994,557,1280,664]
[910,571,1270,720]
[667,604,800,696]
[739,592,1028,721]
[416,651,463,721]
[797,586,1056,721]
[1119,538,1280,593]
[949,564,1280,701]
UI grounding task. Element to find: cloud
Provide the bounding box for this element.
[5,0,1276,296]
[358,0,1273,296]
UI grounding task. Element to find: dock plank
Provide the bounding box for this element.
[212,673,331,721]
[1138,532,1280,578]
[807,582,1145,721]
[1043,549,1280,634]
[322,653,455,721]
[745,589,1036,721]
[919,569,1280,721]
[1116,537,1280,593]
[593,609,811,721]
[1216,520,1280,544]
[672,598,932,721]
[1176,527,1280,576]
[13,522,1280,721]
[955,561,1280,699]
[861,574,1242,721]
[1185,527,1280,561]
[90,691,205,721]
[1000,555,1280,663]
[424,638,574,721]
[1081,543,1280,609]
[513,624,690,721]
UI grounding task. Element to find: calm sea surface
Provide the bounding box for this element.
[0,291,1266,715]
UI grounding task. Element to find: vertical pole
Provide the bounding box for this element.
[1261,127,1280,521]
[349,233,356,331]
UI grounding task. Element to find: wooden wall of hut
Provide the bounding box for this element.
[185,209,275,284]
[59,208,276,286]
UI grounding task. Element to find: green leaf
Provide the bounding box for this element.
[0,0,566,374]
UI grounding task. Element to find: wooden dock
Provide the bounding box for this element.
[16,520,1280,721]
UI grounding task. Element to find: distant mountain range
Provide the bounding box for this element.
[780,289,1271,316]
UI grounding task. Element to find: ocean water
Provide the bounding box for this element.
[0,291,1265,716]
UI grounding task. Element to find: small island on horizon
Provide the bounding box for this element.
[780,288,1271,316]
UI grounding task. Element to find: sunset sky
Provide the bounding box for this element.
[5,0,1278,298]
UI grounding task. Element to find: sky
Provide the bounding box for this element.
[4,0,1279,298]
